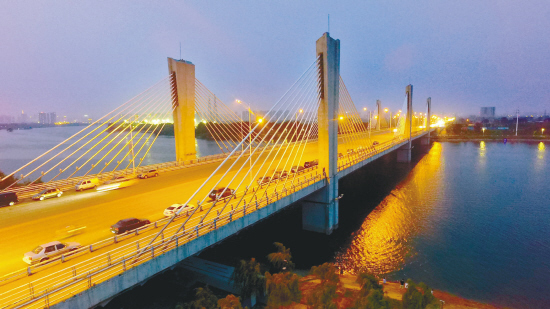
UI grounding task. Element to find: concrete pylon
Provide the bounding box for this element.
[376,100,381,131]
[168,58,196,162]
[302,32,339,235]
[397,85,413,162]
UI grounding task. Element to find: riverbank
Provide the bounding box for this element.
[433,135,550,142]
[293,274,503,309]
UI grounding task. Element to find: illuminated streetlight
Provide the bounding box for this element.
[363,107,367,111]
[542,128,545,135]
[482,127,486,136]
[339,116,344,120]
[384,108,388,113]
[258,118,263,123]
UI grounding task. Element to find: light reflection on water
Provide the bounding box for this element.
[334,142,444,275]
[334,141,550,309]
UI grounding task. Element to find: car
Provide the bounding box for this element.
[272,170,288,180]
[290,166,305,174]
[372,141,379,146]
[304,160,318,168]
[32,188,62,201]
[138,169,159,179]
[75,178,99,191]
[257,176,272,186]
[338,153,344,159]
[110,218,151,234]
[208,187,236,201]
[23,241,81,265]
[0,192,18,207]
[163,204,195,217]
[347,148,355,155]
[96,177,137,192]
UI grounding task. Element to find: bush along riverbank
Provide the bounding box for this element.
[174,243,503,309]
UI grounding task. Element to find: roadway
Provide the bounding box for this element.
[0,130,400,279]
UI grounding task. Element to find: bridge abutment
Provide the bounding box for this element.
[168,58,197,163]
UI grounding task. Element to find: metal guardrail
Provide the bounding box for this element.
[0,131,430,308]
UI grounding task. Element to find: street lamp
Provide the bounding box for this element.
[482,127,486,136]
[542,128,545,135]
[236,99,255,183]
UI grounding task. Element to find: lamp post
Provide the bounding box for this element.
[542,128,545,136]
[236,99,254,183]
[482,127,486,136]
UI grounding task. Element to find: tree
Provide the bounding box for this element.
[402,280,423,309]
[309,263,339,284]
[265,272,301,308]
[306,281,338,309]
[418,282,436,308]
[176,286,218,309]
[218,294,243,309]
[230,258,265,299]
[267,242,295,273]
[356,271,382,294]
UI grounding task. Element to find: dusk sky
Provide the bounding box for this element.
[1,1,548,121]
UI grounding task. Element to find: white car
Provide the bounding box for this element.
[163,204,195,217]
[23,241,81,265]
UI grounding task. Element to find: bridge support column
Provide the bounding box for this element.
[302,32,340,235]
[168,58,196,163]
[397,85,413,163]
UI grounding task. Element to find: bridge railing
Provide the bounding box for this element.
[0,171,325,309]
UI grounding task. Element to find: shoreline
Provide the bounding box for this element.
[433,136,549,142]
[295,274,505,309]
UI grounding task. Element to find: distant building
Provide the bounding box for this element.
[18,110,29,123]
[49,112,57,124]
[480,107,495,118]
[38,112,48,124]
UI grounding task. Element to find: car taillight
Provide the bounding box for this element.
[28,257,32,261]
[115,228,119,232]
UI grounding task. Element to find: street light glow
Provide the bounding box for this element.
[384,108,388,113]
[258,118,263,123]
[339,116,344,120]
[299,109,303,113]
[363,107,367,111]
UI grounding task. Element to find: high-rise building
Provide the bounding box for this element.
[49,112,57,124]
[480,107,495,118]
[38,112,48,124]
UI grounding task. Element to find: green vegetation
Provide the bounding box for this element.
[230,258,265,300]
[266,242,294,274]
[177,243,442,309]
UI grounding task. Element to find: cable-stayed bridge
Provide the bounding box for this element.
[0,33,438,309]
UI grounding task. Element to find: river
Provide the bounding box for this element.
[1,127,548,308]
